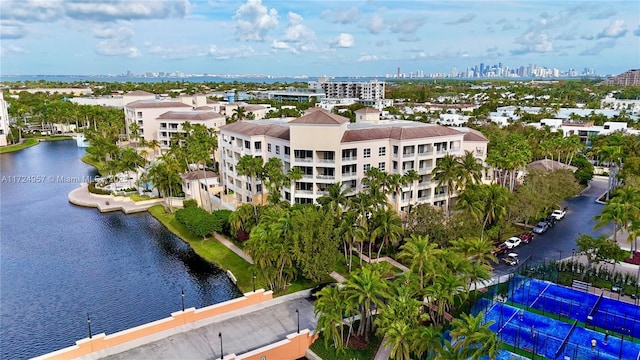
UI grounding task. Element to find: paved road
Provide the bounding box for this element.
[492,177,614,276]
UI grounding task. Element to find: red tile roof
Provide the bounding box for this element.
[126,100,191,109]
[341,125,462,142]
[220,121,290,140]
[461,128,488,142]
[125,90,154,96]
[181,171,219,180]
[157,111,225,121]
[355,107,380,114]
[290,108,349,125]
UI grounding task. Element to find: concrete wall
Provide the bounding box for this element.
[33,290,274,360]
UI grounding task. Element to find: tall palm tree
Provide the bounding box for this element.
[595,186,640,245]
[432,154,461,215]
[338,210,366,272]
[403,169,420,214]
[457,150,483,188]
[386,173,408,213]
[370,208,404,258]
[399,234,441,289]
[314,285,347,352]
[411,325,443,359]
[236,155,264,219]
[343,265,389,341]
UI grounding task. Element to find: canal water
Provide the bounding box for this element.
[0,140,241,359]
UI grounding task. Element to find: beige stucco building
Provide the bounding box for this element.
[218,107,488,211]
[0,92,10,146]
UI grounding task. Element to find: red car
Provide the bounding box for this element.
[492,243,509,256]
[519,231,535,244]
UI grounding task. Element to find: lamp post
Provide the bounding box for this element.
[87,314,92,339]
[219,332,223,358]
[571,248,576,283]
[295,309,300,333]
[181,288,185,311]
[253,271,256,293]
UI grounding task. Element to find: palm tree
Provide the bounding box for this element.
[432,154,461,215]
[317,182,349,218]
[403,169,420,214]
[343,265,388,341]
[386,173,408,213]
[380,321,413,360]
[399,234,441,289]
[231,106,247,123]
[412,325,443,359]
[370,208,404,258]
[457,150,483,188]
[314,285,347,352]
[450,312,500,360]
[338,210,366,272]
[236,155,264,220]
[595,186,640,245]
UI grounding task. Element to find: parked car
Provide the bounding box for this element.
[611,283,623,293]
[532,221,550,234]
[309,282,337,299]
[491,243,509,256]
[519,231,535,244]
[503,236,522,249]
[551,208,567,220]
[502,253,519,266]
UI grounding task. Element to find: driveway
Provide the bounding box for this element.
[492,176,614,276]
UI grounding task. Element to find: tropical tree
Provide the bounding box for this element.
[432,154,461,215]
[457,150,484,188]
[403,169,420,213]
[450,312,500,360]
[385,173,408,213]
[399,234,441,289]
[236,155,264,220]
[314,285,347,352]
[343,265,389,341]
[370,208,404,258]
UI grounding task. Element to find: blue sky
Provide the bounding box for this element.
[1,0,638,77]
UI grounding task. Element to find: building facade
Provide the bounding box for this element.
[308,78,386,101]
[0,92,10,146]
[218,108,488,211]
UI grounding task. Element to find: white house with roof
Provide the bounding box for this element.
[217,107,488,212]
[0,92,10,146]
[181,171,225,212]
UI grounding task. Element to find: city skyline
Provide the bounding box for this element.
[1,0,639,77]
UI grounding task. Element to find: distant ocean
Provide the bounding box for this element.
[0,74,388,84]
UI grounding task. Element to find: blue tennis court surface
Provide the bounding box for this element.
[475,277,640,359]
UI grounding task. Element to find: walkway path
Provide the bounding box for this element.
[353,249,411,273]
[68,184,163,214]
[213,232,254,264]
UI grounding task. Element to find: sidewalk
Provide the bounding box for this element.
[68,184,163,214]
[212,232,254,264]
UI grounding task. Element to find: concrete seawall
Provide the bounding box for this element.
[68,184,164,214]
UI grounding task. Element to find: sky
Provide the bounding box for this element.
[0,0,639,77]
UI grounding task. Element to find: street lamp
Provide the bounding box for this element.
[295,309,300,333]
[181,288,185,311]
[87,314,92,339]
[219,332,223,358]
[253,271,256,292]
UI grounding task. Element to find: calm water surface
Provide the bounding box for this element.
[0,140,241,359]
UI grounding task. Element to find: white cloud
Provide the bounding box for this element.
[233,0,278,41]
[597,19,627,39]
[206,45,256,60]
[358,54,378,62]
[93,23,140,58]
[0,0,64,22]
[444,13,476,25]
[271,40,289,50]
[0,44,27,57]
[320,7,359,24]
[282,12,314,43]
[366,13,384,34]
[580,39,616,55]
[64,1,189,21]
[511,32,553,55]
[330,33,354,48]
[0,20,26,39]
[389,16,426,35]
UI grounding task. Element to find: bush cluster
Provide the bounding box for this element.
[175,207,221,238]
[87,181,111,195]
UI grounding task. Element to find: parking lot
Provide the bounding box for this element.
[492,177,614,276]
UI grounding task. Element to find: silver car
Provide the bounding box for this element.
[532,221,549,234]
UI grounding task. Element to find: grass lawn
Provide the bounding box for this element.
[0,138,39,153]
[81,154,107,175]
[148,205,254,293]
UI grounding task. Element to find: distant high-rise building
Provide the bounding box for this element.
[450,67,458,77]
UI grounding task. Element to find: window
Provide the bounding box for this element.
[137,111,142,117]
[275,145,280,155]
[284,146,290,155]
[363,164,371,172]
[244,140,250,149]
[379,147,386,156]
[378,162,386,171]
[393,146,399,155]
[268,144,272,152]
[254,141,262,150]
[363,148,371,158]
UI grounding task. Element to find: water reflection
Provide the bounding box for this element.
[0,141,241,359]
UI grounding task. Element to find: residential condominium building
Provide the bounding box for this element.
[123,91,226,149]
[0,92,9,146]
[308,77,386,101]
[217,107,488,211]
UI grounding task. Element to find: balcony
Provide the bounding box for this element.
[317,158,335,164]
[317,174,336,180]
[342,156,357,162]
[419,166,432,173]
[418,150,433,156]
[341,172,357,179]
[295,189,313,195]
[294,157,313,163]
[403,152,415,158]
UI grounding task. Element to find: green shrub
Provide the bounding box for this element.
[88,181,111,195]
[183,199,199,208]
[213,210,232,235]
[175,207,221,238]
